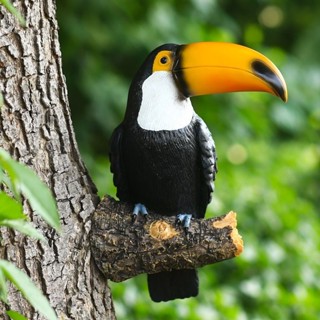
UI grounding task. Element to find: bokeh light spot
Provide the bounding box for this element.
[227,144,248,165]
[259,6,284,28]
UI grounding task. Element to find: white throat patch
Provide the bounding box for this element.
[137,71,194,131]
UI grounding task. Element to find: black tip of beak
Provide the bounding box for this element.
[252,60,287,102]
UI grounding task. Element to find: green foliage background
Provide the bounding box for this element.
[56,1,319,319]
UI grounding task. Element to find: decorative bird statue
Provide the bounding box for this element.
[110,42,287,302]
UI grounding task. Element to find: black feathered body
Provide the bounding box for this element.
[110,114,217,302]
[110,114,216,219]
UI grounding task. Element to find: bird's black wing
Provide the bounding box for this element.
[109,124,130,201]
[195,115,218,218]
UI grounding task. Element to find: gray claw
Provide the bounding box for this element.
[176,213,192,229]
[132,203,148,220]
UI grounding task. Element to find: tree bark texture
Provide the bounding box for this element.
[91,197,243,283]
[0,1,115,319]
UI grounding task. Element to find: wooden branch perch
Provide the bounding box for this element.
[90,196,243,282]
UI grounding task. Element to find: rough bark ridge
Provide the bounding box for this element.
[91,197,243,282]
[0,1,115,319]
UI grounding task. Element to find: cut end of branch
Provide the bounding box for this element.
[231,228,244,256]
[213,211,243,256]
[213,211,237,229]
[149,220,179,240]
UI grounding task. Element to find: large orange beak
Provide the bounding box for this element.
[173,42,288,102]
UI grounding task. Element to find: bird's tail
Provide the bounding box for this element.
[147,269,198,302]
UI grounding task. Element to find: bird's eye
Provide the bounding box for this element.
[153,51,172,72]
[160,56,168,64]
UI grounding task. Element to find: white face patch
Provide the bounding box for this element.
[137,71,194,131]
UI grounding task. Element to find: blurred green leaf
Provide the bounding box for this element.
[0,260,57,320]
[1,219,45,241]
[0,268,7,303]
[6,310,28,320]
[0,149,60,231]
[0,192,25,221]
[0,0,26,26]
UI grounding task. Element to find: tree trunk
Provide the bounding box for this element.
[0,1,115,319]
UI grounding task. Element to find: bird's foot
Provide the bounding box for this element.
[176,213,192,230]
[132,203,148,222]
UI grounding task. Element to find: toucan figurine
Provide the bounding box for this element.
[109,42,287,302]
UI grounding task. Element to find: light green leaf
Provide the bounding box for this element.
[0,171,21,202]
[6,310,28,320]
[0,260,57,320]
[10,164,60,231]
[1,219,45,241]
[0,0,26,27]
[0,268,7,303]
[0,192,25,221]
[0,149,60,231]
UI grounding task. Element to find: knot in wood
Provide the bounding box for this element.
[149,220,179,240]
